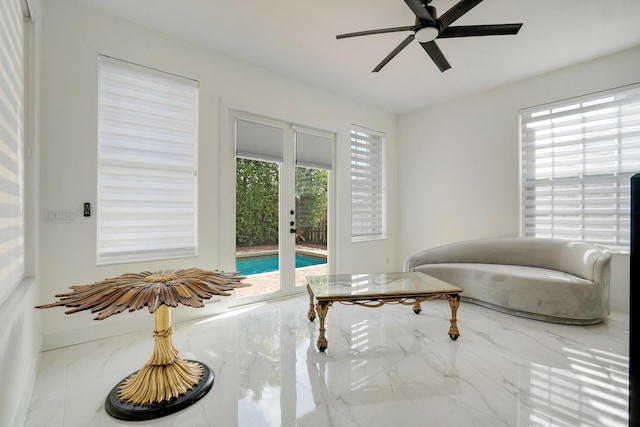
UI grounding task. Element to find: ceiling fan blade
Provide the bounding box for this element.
[403,0,435,24]
[438,0,484,29]
[337,26,415,39]
[439,23,523,38]
[419,40,451,72]
[372,34,415,72]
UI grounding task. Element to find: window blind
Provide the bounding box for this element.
[296,130,333,171]
[351,126,386,241]
[0,0,25,300]
[236,118,284,162]
[520,83,640,247]
[97,56,199,264]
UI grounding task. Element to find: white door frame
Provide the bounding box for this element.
[219,102,335,307]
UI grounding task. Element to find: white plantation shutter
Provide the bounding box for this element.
[0,0,26,301]
[520,83,640,248]
[351,126,386,241]
[97,56,198,264]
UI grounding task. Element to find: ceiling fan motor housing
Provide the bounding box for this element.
[426,5,437,21]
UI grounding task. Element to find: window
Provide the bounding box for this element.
[0,0,27,301]
[520,83,640,248]
[351,125,386,241]
[97,56,199,264]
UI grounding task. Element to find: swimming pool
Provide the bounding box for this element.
[236,254,326,275]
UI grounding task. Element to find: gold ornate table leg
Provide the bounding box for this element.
[412,302,422,314]
[117,305,203,403]
[306,284,316,321]
[446,294,461,340]
[315,301,332,352]
[105,305,214,420]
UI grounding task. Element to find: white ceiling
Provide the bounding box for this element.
[74,0,640,115]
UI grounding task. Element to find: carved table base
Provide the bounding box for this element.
[306,277,462,352]
[104,305,214,421]
[105,361,214,421]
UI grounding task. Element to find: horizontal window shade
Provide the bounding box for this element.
[520,83,640,247]
[97,56,198,263]
[351,126,386,240]
[236,118,284,162]
[296,131,333,170]
[0,0,25,300]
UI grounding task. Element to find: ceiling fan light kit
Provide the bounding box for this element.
[336,0,523,73]
[414,26,439,43]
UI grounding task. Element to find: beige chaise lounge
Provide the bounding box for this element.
[404,237,613,324]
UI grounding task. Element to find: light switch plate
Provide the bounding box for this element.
[45,210,77,223]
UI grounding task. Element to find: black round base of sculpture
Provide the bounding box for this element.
[104,360,214,421]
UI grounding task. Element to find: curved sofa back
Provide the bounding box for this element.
[404,237,612,285]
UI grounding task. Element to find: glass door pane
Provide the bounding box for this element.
[234,158,281,298]
[294,166,328,287]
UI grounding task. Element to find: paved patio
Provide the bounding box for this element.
[235,244,327,298]
[236,263,328,298]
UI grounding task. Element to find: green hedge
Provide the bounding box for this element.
[236,159,327,247]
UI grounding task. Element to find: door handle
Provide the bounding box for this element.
[290,228,297,234]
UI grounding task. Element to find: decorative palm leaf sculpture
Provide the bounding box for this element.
[36,268,250,420]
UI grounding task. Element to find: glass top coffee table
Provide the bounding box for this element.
[306,272,463,352]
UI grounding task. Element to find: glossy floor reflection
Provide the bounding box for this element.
[26,294,630,427]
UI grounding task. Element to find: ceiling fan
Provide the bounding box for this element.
[336,0,523,72]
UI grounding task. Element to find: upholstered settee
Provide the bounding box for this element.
[403,237,613,324]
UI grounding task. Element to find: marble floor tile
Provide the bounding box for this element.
[25,294,630,427]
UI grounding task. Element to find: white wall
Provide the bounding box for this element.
[398,46,640,313]
[38,0,399,349]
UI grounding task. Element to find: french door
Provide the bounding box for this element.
[228,112,332,305]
